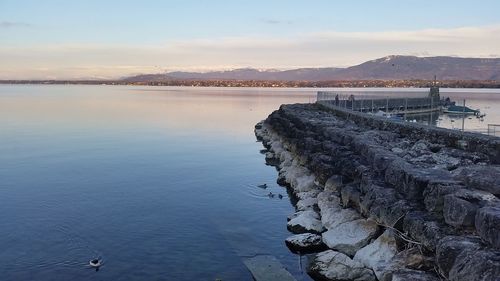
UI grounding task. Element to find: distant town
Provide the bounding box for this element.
[1,79,499,88]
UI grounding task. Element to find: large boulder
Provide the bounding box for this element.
[287,210,324,234]
[322,219,379,256]
[353,230,398,280]
[296,197,318,211]
[435,236,483,278]
[475,205,500,248]
[403,211,446,251]
[454,165,500,196]
[307,250,376,281]
[444,189,499,227]
[285,233,327,254]
[443,194,478,227]
[321,208,362,231]
[317,191,341,211]
[423,181,461,214]
[449,249,500,281]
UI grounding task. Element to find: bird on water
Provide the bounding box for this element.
[89,258,102,271]
[258,183,268,189]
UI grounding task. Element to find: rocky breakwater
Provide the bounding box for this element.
[255,103,500,281]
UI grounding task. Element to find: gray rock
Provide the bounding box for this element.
[285,233,327,254]
[402,168,452,200]
[449,249,500,281]
[322,219,379,256]
[307,250,376,281]
[436,236,483,278]
[443,194,478,227]
[423,181,461,214]
[475,205,500,248]
[455,165,500,196]
[359,184,398,221]
[403,211,445,251]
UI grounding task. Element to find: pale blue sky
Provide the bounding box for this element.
[1,0,499,79]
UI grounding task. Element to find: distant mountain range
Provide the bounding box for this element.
[124,55,500,82]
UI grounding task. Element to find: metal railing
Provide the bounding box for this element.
[317,91,439,114]
[488,124,500,136]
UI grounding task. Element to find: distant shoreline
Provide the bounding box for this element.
[1,80,499,89]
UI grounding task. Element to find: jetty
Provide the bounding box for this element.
[255,99,500,281]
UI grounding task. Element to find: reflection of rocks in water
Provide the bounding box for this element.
[255,103,500,281]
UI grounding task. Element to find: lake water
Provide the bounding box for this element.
[0,85,499,281]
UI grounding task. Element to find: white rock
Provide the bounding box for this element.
[285,233,326,253]
[294,174,316,193]
[354,230,398,280]
[287,211,302,222]
[322,219,379,256]
[296,189,321,200]
[296,197,318,211]
[287,210,324,234]
[307,250,376,281]
[321,208,362,230]
[317,191,342,211]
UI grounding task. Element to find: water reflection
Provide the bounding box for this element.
[0,85,498,281]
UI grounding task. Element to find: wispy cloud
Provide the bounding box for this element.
[261,18,294,25]
[0,21,32,28]
[1,25,499,79]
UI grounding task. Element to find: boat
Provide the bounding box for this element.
[443,105,479,115]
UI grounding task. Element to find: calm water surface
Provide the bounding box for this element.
[0,85,499,281]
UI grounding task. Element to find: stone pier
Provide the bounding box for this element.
[255,103,500,281]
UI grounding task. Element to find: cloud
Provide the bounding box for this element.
[1,25,499,79]
[0,21,32,28]
[261,18,294,25]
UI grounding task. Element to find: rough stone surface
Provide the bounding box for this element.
[403,211,445,251]
[307,250,376,281]
[475,205,500,248]
[296,197,318,211]
[391,269,440,281]
[435,236,484,278]
[287,210,324,234]
[443,193,478,227]
[285,233,327,254]
[353,230,398,280]
[322,219,379,256]
[256,103,500,281]
[449,249,500,281]
[375,248,435,281]
[455,165,500,196]
[423,181,461,214]
[321,208,362,231]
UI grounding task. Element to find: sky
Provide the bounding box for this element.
[1,0,500,79]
